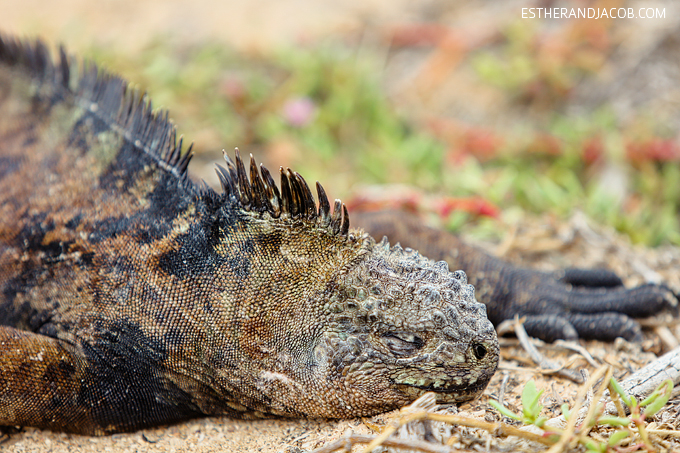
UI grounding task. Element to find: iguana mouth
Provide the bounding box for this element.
[410,381,486,393]
[395,381,489,403]
[393,364,496,402]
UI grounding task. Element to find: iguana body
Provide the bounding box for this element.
[0,35,676,436]
[0,36,499,435]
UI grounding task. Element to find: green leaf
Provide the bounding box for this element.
[489,399,522,421]
[559,403,571,421]
[642,379,674,417]
[597,416,631,427]
[584,439,605,452]
[521,380,544,420]
[609,377,632,407]
[534,416,547,428]
[608,430,630,446]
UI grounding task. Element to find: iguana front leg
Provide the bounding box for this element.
[0,326,96,433]
[355,211,678,342]
[0,326,203,435]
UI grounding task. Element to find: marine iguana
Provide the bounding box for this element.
[0,35,676,435]
[0,35,499,435]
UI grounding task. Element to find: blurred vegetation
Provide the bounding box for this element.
[87,17,680,247]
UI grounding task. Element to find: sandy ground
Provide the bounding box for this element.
[2,1,680,452]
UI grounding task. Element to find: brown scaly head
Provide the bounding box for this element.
[0,34,498,433]
[210,150,500,418]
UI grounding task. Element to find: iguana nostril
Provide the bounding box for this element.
[472,343,487,360]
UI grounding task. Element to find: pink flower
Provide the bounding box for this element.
[282,97,316,127]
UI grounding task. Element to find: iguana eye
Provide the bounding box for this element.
[382,332,424,355]
[472,343,487,360]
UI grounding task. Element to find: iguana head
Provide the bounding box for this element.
[216,150,499,418]
[305,236,499,417]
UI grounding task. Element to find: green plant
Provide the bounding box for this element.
[489,374,674,452]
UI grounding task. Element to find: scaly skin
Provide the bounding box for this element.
[0,36,499,435]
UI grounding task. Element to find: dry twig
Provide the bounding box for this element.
[512,317,584,384]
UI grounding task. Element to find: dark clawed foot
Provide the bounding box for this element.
[567,283,679,319]
[521,315,579,343]
[564,312,643,342]
[617,283,678,318]
[556,268,624,288]
[521,312,643,343]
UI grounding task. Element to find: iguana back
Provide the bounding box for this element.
[0,36,499,434]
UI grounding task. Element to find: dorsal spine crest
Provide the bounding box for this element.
[216,149,350,236]
[0,34,194,182]
[0,34,351,237]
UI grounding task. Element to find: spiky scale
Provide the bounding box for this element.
[260,164,281,216]
[341,204,350,236]
[316,182,331,223]
[293,172,316,219]
[249,154,271,212]
[234,147,252,206]
[330,199,343,234]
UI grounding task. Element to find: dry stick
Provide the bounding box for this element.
[360,393,437,452]
[424,413,552,445]
[316,393,554,453]
[498,371,510,407]
[512,318,585,384]
[654,326,679,350]
[359,410,504,452]
[553,339,600,368]
[313,434,460,453]
[645,429,680,439]
[546,345,680,430]
[361,411,420,452]
[608,381,628,419]
[615,346,680,409]
[545,364,610,453]
[579,366,615,440]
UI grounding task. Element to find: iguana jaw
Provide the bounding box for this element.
[391,347,499,403]
[395,378,493,404]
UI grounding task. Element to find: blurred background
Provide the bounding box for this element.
[1,0,679,247]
